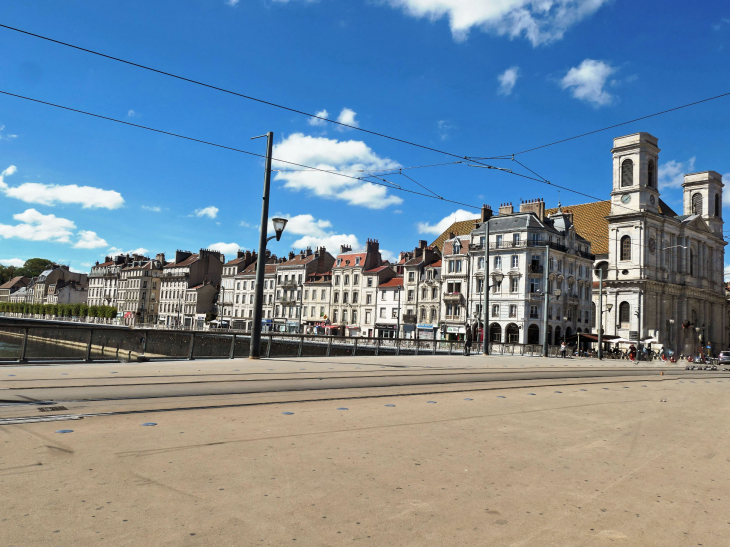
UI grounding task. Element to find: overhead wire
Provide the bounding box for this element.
[0,89,482,211]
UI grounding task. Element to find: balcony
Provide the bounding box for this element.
[442,292,463,302]
[402,314,417,324]
[163,271,189,278]
[279,282,299,290]
[279,296,298,306]
[528,264,543,275]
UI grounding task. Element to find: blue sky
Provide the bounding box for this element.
[1,0,729,272]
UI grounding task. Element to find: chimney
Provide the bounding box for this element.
[306,246,313,257]
[480,204,493,222]
[498,202,513,215]
[340,244,352,253]
[155,253,165,264]
[419,240,427,249]
[289,251,296,260]
[175,250,192,264]
[237,250,245,259]
[317,247,326,271]
[519,198,545,221]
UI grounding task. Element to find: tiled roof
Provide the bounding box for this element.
[546,201,611,255]
[0,276,27,290]
[279,254,317,266]
[164,254,199,268]
[442,235,470,256]
[94,261,114,268]
[335,253,367,266]
[430,218,479,251]
[428,260,442,268]
[365,265,390,273]
[379,277,403,288]
[545,198,680,256]
[224,257,247,266]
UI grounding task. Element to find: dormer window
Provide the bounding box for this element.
[337,258,341,266]
[355,257,361,265]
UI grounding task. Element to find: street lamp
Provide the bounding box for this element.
[483,271,504,350]
[249,130,288,359]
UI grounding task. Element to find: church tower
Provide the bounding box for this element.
[682,171,724,236]
[609,132,661,216]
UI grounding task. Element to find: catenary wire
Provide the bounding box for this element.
[0,89,482,211]
[0,23,474,162]
[3,23,725,214]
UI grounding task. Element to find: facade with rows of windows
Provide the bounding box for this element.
[466,199,595,346]
[592,132,727,354]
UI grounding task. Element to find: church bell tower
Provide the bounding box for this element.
[609,132,661,216]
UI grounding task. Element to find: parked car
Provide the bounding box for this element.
[718,351,730,366]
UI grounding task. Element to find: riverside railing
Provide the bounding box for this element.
[0,318,560,363]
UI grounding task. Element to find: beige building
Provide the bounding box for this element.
[234,255,279,331]
[400,240,441,339]
[117,256,164,326]
[46,280,88,305]
[302,270,333,334]
[183,282,219,329]
[219,251,258,326]
[87,255,134,309]
[158,249,224,328]
[0,277,29,302]
[33,265,87,305]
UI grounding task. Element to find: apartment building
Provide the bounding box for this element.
[330,239,384,337]
[360,265,396,337]
[46,280,88,305]
[0,277,29,302]
[274,247,335,333]
[234,254,279,331]
[302,270,332,333]
[219,251,258,325]
[400,240,441,339]
[418,259,442,339]
[183,282,219,329]
[439,234,472,339]
[117,256,165,326]
[373,277,403,338]
[33,265,88,305]
[87,255,134,309]
[158,249,223,328]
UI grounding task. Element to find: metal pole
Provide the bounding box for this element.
[597,267,603,360]
[482,218,490,355]
[250,131,274,359]
[542,244,549,357]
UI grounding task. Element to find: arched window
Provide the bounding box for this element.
[692,193,703,216]
[715,194,720,217]
[527,324,540,344]
[647,159,655,188]
[619,301,630,326]
[621,159,634,187]
[591,302,596,328]
[620,235,631,261]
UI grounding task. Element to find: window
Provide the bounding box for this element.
[530,305,538,318]
[311,290,317,301]
[336,259,341,266]
[342,310,348,322]
[420,308,426,320]
[354,274,359,284]
[320,306,324,317]
[478,257,484,269]
[647,159,655,188]
[568,262,573,274]
[455,260,462,272]
[619,301,630,325]
[548,306,553,319]
[496,235,503,247]
[304,290,309,300]
[620,236,631,261]
[448,261,454,273]
[621,159,633,187]
[494,256,502,269]
[351,311,357,323]
[492,279,502,293]
[343,292,348,304]
[333,310,338,322]
[432,288,437,299]
[335,276,340,285]
[352,292,358,304]
[510,277,519,292]
[344,275,350,286]
[334,292,340,303]
[408,272,415,282]
[557,259,562,271]
[392,309,398,319]
[422,288,427,299]
[321,290,326,300]
[715,193,721,218]
[476,278,484,293]
[692,193,703,216]
[366,294,372,304]
[511,255,519,268]
[513,233,521,245]
[367,277,373,287]
[355,257,360,266]
[408,290,414,301]
[310,306,315,316]
[365,311,371,323]
[529,278,540,293]
[509,305,517,318]
[567,308,572,321]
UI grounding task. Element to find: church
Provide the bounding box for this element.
[588,132,727,354]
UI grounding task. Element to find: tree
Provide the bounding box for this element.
[19,258,55,278]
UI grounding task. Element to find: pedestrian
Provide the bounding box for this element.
[464,328,472,357]
[560,341,566,358]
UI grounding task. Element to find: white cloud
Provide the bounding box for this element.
[0,258,25,267]
[384,0,609,45]
[292,233,362,252]
[141,205,161,212]
[0,164,124,209]
[0,208,76,243]
[725,264,730,282]
[272,133,402,209]
[380,249,397,262]
[127,110,137,117]
[269,213,333,237]
[108,247,150,258]
[560,59,616,107]
[0,124,18,141]
[437,120,454,141]
[80,262,94,267]
[336,108,358,130]
[240,220,252,228]
[498,66,520,95]
[308,109,330,127]
[208,242,242,257]
[194,206,219,219]
[659,157,696,189]
[416,209,476,235]
[225,0,240,6]
[73,230,109,249]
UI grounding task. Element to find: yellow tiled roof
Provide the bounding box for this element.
[546,201,611,255]
[430,218,479,251]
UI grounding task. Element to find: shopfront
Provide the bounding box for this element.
[445,325,466,341]
[417,324,436,340]
[375,324,396,339]
[261,319,273,333]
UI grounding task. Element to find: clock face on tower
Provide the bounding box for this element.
[650,194,656,206]
[621,194,631,204]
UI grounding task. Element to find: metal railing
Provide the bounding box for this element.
[0,317,562,362]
